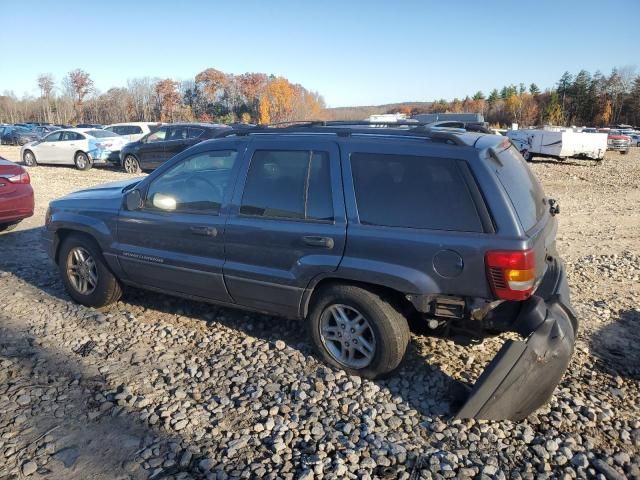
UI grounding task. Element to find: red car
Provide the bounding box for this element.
[0,156,34,232]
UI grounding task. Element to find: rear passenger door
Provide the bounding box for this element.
[223,139,346,317]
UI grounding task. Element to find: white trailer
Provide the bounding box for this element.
[506,127,607,161]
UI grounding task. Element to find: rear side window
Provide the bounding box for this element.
[350,152,483,232]
[240,150,333,221]
[188,127,205,138]
[494,146,545,231]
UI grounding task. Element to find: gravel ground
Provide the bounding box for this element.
[0,146,638,480]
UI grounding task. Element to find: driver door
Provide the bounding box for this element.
[36,131,63,162]
[116,147,241,303]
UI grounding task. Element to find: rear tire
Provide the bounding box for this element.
[522,150,533,162]
[307,284,410,379]
[58,234,122,307]
[23,150,37,167]
[0,221,19,233]
[123,155,141,174]
[74,152,92,170]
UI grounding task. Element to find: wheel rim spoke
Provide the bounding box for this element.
[320,303,376,369]
[66,247,98,295]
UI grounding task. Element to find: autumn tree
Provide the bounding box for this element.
[155,79,181,122]
[258,77,296,124]
[65,69,94,122]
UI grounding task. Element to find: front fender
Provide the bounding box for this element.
[45,210,118,271]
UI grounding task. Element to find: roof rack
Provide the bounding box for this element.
[231,120,471,146]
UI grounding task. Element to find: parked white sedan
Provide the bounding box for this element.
[20,129,128,170]
[103,122,162,144]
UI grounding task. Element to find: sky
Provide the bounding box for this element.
[2,0,638,107]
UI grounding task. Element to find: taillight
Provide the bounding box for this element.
[485,249,536,301]
[5,171,30,184]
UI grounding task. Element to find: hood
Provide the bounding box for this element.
[53,178,143,205]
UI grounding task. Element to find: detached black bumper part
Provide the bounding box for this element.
[457,262,577,421]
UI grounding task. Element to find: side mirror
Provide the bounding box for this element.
[124,190,142,211]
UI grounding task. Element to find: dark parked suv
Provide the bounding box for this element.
[117,123,231,173]
[43,122,577,420]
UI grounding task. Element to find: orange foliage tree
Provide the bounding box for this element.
[155,79,181,122]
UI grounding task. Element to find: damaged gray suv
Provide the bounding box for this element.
[43,121,577,420]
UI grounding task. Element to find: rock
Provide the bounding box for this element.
[298,468,314,480]
[173,419,188,431]
[592,459,625,480]
[275,340,286,350]
[22,461,37,476]
[227,436,250,456]
[571,453,589,469]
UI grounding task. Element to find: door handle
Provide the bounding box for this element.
[189,226,218,237]
[303,236,334,248]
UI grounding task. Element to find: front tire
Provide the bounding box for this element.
[23,150,37,167]
[522,150,533,162]
[123,155,141,174]
[58,234,122,307]
[74,152,92,170]
[620,150,628,155]
[307,284,410,379]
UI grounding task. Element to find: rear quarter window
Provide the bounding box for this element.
[350,152,483,232]
[494,145,546,231]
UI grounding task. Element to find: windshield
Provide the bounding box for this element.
[87,130,119,138]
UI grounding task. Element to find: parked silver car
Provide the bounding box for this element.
[20,128,128,170]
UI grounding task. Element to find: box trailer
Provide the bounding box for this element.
[506,128,607,161]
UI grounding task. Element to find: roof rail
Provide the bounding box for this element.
[231,120,470,146]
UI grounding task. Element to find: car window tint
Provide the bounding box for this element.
[350,152,483,232]
[168,127,188,140]
[45,132,62,142]
[188,127,205,138]
[240,150,333,221]
[146,128,167,143]
[307,152,333,221]
[146,150,238,214]
[494,145,546,231]
[61,131,80,141]
[130,126,143,134]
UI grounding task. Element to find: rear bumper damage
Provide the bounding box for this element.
[457,260,577,421]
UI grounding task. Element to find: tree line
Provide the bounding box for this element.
[387,67,640,127]
[2,66,638,127]
[0,68,325,125]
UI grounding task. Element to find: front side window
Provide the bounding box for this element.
[240,150,333,221]
[145,150,238,214]
[350,152,483,232]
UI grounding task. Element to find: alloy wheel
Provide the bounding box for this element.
[319,304,376,369]
[66,247,98,295]
[124,156,139,174]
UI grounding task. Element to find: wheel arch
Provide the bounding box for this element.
[300,276,417,320]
